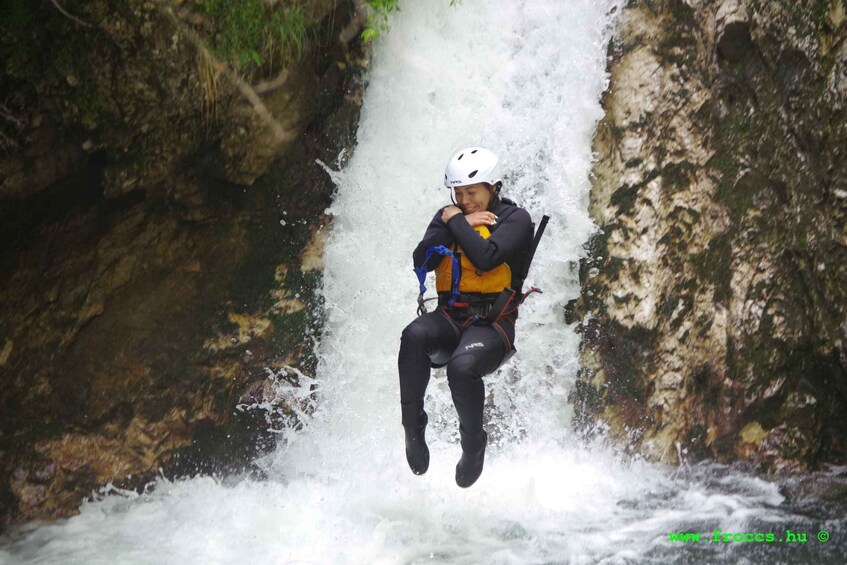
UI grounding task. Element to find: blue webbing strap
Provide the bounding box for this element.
[413,245,461,309]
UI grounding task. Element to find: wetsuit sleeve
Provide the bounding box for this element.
[412,208,455,271]
[445,207,533,272]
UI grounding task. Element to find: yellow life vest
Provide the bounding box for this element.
[434,225,512,294]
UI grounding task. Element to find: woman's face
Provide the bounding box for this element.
[453,183,494,213]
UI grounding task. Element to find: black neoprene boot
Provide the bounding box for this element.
[455,427,487,488]
[403,412,430,475]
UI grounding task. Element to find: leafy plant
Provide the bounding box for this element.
[362,0,399,41]
[362,0,462,41]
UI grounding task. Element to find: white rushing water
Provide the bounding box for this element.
[2,1,845,564]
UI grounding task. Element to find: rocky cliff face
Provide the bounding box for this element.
[0,0,367,529]
[570,0,847,472]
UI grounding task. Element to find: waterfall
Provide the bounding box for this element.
[274,0,621,481]
[2,1,843,563]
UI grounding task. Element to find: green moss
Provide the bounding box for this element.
[203,0,307,68]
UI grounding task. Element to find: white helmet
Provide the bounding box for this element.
[443,147,502,189]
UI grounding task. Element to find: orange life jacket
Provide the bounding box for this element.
[434,225,512,294]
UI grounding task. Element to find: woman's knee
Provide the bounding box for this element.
[446,352,479,384]
[401,313,450,347]
[400,319,430,347]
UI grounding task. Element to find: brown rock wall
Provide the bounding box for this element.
[0,0,368,529]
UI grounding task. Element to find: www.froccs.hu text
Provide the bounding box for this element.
[668,529,831,543]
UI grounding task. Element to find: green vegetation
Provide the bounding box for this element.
[362,0,399,41]
[203,0,307,68]
[362,0,462,41]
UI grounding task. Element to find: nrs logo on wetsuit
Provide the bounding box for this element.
[434,224,512,294]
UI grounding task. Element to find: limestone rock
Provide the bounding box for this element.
[571,0,847,473]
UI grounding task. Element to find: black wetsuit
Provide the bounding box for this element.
[398,196,533,442]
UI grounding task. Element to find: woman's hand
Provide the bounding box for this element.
[463,211,498,227]
[441,205,463,223]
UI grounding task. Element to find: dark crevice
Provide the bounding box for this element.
[0,150,107,276]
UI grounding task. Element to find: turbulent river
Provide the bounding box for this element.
[2,1,846,563]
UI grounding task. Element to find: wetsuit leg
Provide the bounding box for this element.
[445,320,515,436]
[398,311,460,426]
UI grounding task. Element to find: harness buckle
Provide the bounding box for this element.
[448,297,493,318]
[486,288,516,323]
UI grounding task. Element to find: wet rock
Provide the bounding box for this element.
[572,0,847,473]
[0,0,367,530]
